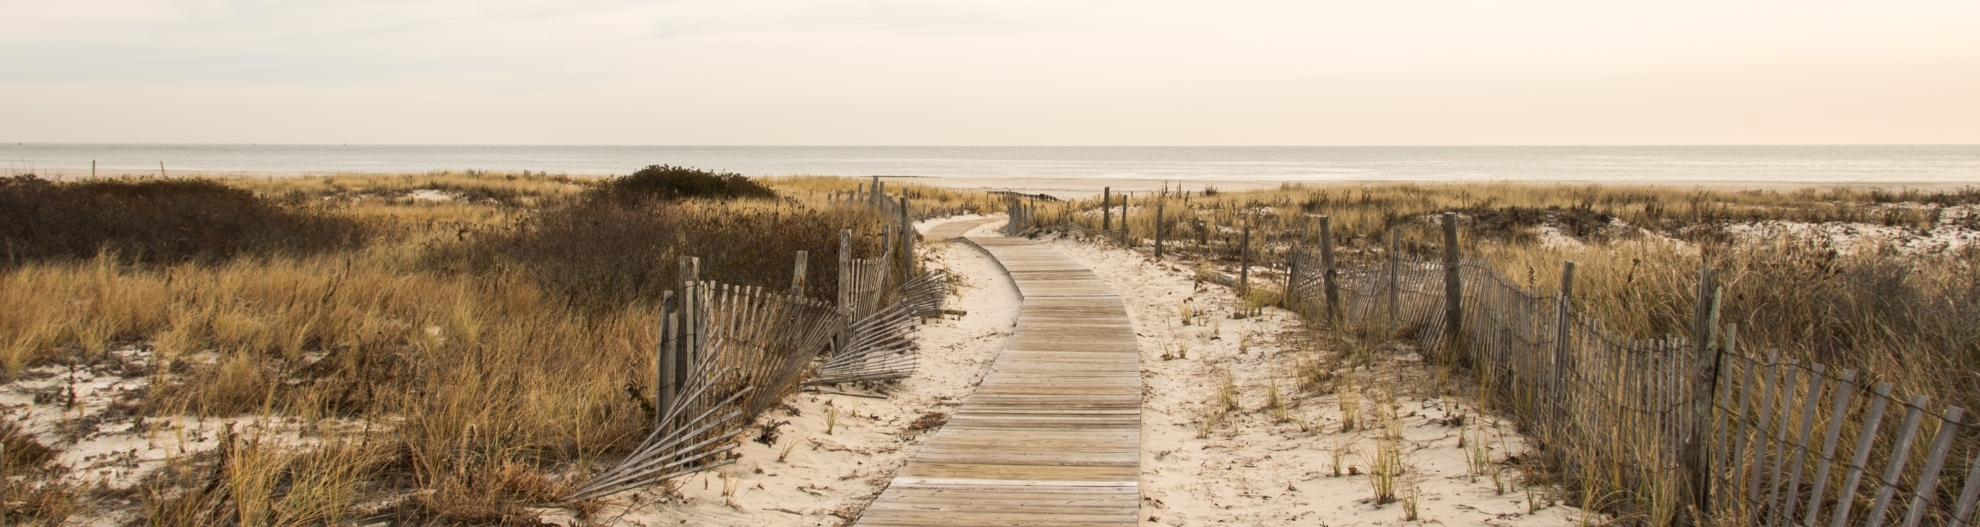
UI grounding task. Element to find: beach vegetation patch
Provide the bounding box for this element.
[594,165,778,203]
[0,175,363,267]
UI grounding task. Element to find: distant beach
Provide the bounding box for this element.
[6,144,1974,198]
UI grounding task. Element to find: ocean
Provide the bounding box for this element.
[3,144,1976,185]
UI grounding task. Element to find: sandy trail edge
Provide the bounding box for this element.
[1041,236,1597,526]
[593,220,1021,526]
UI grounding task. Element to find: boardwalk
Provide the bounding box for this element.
[922,216,999,240]
[856,226,1141,526]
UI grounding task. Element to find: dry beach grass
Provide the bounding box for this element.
[3,170,1975,526]
[0,170,1001,524]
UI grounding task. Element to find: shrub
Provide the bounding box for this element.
[594,165,777,204]
[0,175,363,266]
[485,199,884,311]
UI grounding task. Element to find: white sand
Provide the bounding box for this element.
[1038,235,1595,526]
[599,227,1023,526]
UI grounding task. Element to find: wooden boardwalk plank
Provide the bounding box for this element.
[856,228,1140,526]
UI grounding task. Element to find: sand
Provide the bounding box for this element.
[1032,234,1594,526]
[594,221,1022,526]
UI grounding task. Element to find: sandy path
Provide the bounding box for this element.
[601,221,1023,526]
[1039,235,1594,526]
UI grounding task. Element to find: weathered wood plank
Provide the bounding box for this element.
[857,226,1140,527]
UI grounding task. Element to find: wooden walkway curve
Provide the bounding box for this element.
[857,221,1141,526]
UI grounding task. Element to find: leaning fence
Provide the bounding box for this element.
[566,186,950,503]
[1019,202,1980,526]
[1278,213,1980,527]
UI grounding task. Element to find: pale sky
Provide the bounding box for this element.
[2,0,1976,145]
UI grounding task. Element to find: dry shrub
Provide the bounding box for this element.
[485,199,887,311]
[595,165,778,203]
[0,175,363,267]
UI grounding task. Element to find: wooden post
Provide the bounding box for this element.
[1319,216,1339,328]
[91,160,96,178]
[680,256,700,374]
[1553,261,1576,418]
[791,251,808,297]
[838,230,853,310]
[1154,200,1165,259]
[871,176,883,208]
[1388,229,1401,323]
[1285,230,1302,310]
[159,161,166,178]
[881,229,894,291]
[657,291,677,430]
[1102,187,1112,232]
[1687,266,1722,525]
[1443,212,1462,351]
[900,196,914,275]
[1239,219,1252,293]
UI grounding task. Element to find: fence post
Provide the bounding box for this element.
[838,230,853,310]
[900,195,913,275]
[791,251,808,297]
[1102,187,1111,232]
[1239,219,1252,293]
[657,291,677,430]
[1442,212,1462,353]
[1388,228,1401,323]
[680,256,700,374]
[881,229,894,291]
[1684,267,1724,525]
[1553,261,1576,427]
[871,176,882,208]
[1319,215,1339,328]
[1154,200,1165,259]
[1285,222,1303,311]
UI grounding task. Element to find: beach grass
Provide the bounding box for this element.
[0,171,1007,524]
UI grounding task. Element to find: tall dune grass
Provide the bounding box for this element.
[0,171,975,524]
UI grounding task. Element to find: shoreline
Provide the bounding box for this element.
[14,167,1973,199]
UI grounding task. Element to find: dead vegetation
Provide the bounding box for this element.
[1028,181,1980,526]
[0,170,995,525]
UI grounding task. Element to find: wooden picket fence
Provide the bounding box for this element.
[1010,200,1980,526]
[567,187,948,503]
[1277,213,1980,526]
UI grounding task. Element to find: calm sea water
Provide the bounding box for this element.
[3,144,1976,184]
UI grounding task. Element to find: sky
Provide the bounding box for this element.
[1,0,1976,146]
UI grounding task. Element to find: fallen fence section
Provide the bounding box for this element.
[809,270,949,386]
[570,185,951,503]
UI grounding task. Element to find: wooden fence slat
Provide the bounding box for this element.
[1777,364,1831,526]
[1764,362,1805,520]
[1864,395,1931,527]
[1946,436,1980,527]
[1750,350,1785,506]
[1828,382,1896,527]
[1803,370,1859,527]
[1900,406,1965,527]
[1720,327,1752,510]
